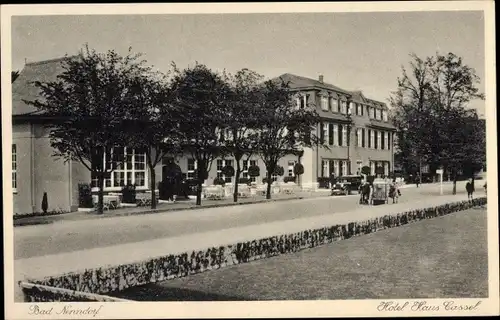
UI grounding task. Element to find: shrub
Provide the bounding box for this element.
[221,166,235,177]
[121,184,136,204]
[273,166,284,176]
[42,192,48,214]
[361,166,371,175]
[78,184,93,208]
[293,163,304,176]
[248,165,260,177]
[317,177,331,189]
[213,177,226,186]
[238,177,251,185]
[284,176,297,183]
[158,181,172,200]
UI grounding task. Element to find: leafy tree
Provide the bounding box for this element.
[222,69,263,202]
[254,79,323,199]
[390,52,485,193]
[293,163,304,185]
[361,166,371,176]
[169,63,229,205]
[125,70,183,209]
[25,45,144,214]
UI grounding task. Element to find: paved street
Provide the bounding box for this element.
[14,181,475,260]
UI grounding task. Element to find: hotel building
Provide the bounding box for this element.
[11,58,395,214]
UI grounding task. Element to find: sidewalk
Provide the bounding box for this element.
[13,191,330,227]
[14,192,470,284]
[13,181,448,227]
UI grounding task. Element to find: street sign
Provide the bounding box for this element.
[436,169,443,175]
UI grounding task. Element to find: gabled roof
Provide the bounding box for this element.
[12,56,73,116]
[274,73,352,96]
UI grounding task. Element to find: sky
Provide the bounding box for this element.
[11,11,485,115]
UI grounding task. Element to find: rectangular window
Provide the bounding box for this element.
[322,160,329,178]
[361,128,365,148]
[374,130,378,149]
[377,131,382,150]
[367,130,372,148]
[386,132,391,150]
[356,128,362,147]
[370,107,375,119]
[334,160,340,177]
[12,144,17,192]
[332,124,338,146]
[341,101,347,114]
[187,159,196,179]
[242,160,258,182]
[371,130,375,149]
[224,159,234,182]
[288,160,296,177]
[383,110,388,122]
[216,159,224,179]
[331,98,338,113]
[323,123,329,144]
[343,161,348,176]
[342,125,347,146]
[328,123,334,145]
[381,131,385,150]
[348,102,354,115]
[361,104,364,116]
[339,161,344,177]
[92,148,148,189]
[321,96,329,111]
[338,124,343,146]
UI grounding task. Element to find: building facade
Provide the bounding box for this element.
[11,58,395,214]
[277,73,396,189]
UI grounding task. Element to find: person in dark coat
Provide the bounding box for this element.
[466,179,474,201]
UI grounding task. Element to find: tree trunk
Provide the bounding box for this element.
[150,164,157,209]
[452,176,457,195]
[233,157,242,203]
[266,171,272,200]
[97,173,104,214]
[196,181,203,206]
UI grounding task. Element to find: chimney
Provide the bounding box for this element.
[319,74,324,83]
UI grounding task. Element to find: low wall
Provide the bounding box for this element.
[22,197,486,301]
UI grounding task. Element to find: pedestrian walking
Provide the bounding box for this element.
[466,179,474,201]
[416,173,420,188]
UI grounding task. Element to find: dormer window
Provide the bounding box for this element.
[320,95,329,111]
[331,98,338,113]
[296,94,308,109]
[341,100,347,114]
[382,110,388,122]
[370,107,375,119]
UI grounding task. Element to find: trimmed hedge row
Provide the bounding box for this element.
[25,198,486,299]
[19,282,131,302]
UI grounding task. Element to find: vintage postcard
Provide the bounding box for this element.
[2,2,498,319]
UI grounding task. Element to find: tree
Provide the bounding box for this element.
[125,70,183,209]
[293,163,304,185]
[428,53,485,194]
[222,69,263,202]
[361,166,371,176]
[254,79,323,199]
[25,45,145,214]
[169,63,229,205]
[12,70,20,83]
[390,52,484,194]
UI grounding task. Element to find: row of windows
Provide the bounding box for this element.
[317,94,388,122]
[321,159,349,178]
[91,148,148,189]
[369,161,391,176]
[320,123,392,150]
[355,128,391,150]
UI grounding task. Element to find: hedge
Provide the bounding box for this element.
[23,197,486,300]
[19,282,131,302]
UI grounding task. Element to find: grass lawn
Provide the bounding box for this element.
[112,207,488,301]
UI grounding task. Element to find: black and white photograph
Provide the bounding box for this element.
[2,2,498,319]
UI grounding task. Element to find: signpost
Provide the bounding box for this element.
[436,169,444,195]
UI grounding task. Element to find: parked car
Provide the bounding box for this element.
[338,175,363,194]
[331,182,348,196]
